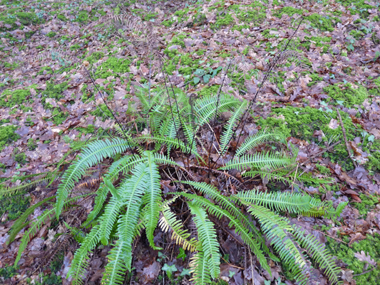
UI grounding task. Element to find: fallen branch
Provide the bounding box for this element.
[336,109,357,168]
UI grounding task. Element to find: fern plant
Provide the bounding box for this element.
[9,87,345,285]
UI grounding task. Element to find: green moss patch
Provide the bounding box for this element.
[258,106,360,170]
[85,52,104,64]
[95,57,132,79]
[324,83,369,108]
[0,190,30,222]
[46,31,56,38]
[301,36,332,53]
[0,89,30,107]
[0,11,41,32]
[0,125,19,149]
[51,108,69,125]
[275,7,304,18]
[306,14,337,32]
[327,233,380,285]
[211,13,234,30]
[42,81,69,102]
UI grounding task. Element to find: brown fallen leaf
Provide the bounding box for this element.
[349,141,369,165]
[341,269,354,282]
[349,232,366,246]
[300,74,312,90]
[354,251,377,267]
[328,118,339,129]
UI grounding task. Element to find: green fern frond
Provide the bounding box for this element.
[142,151,162,250]
[160,116,180,139]
[180,193,271,276]
[190,250,212,285]
[220,152,294,172]
[56,138,132,219]
[7,196,55,245]
[235,130,286,157]
[14,207,56,266]
[325,201,347,219]
[219,100,247,155]
[292,225,341,284]
[247,205,307,284]
[136,135,200,159]
[181,120,196,148]
[69,225,102,285]
[118,162,148,270]
[0,174,52,197]
[14,194,91,266]
[159,203,198,252]
[98,196,123,245]
[101,240,129,285]
[108,154,147,178]
[179,181,260,236]
[81,155,148,226]
[296,172,335,184]
[159,117,181,155]
[151,153,180,166]
[194,94,241,127]
[48,137,99,186]
[83,183,109,226]
[188,202,221,279]
[235,185,334,217]
[234,190,315,214]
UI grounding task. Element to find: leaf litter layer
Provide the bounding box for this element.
[0,0,380,284]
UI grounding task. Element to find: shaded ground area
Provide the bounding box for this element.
[0,0,380,284]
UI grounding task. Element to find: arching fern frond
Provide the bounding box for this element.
[56,138,132,218]
[159,203,198,252]
[14,194,91,266]
[151,153,179,166]
[142,151,162,250]
[82,154,148,226]
[219,100,247,156]
[118,162,148,270]
[69,225,102,285]
[98,196,122,245]
[292,225,341,284]
[181,193,271,276]
[7,196,55,245]
[179,181,261,237]
[101,240,129,285]
[220,152,294,172]
[0,173,52,198]
[190,250,212,285]
[247,205,308,285]
[234,190,316,214]
[136,135,201,160]
[188,202,221,279]
[194,94,241,127]
[235,129,286,157]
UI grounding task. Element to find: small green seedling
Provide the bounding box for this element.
[162,263,177,280]
[177,248,187,261]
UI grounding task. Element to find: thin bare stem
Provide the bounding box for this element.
[211,17,304,169]
[207,60,232,173]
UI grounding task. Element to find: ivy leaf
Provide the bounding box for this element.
[193,77,200,84]
[180,268,191,276]
[162,264,177,279]
[177,248,187,261]
[203,74,211,83]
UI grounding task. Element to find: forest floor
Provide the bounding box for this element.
[1,0,380,284]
